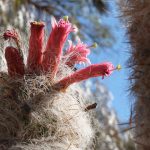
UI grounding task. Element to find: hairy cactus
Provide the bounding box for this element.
[121,0,150,149]
[0,16,119,150]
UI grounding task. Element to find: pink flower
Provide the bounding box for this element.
[27,21,45,74]
[3,29,21,49]
[42,16,75,77]
[3,29,19,41]
[5,46,25,77]
[53,62,115,90]
[64,40,91,67]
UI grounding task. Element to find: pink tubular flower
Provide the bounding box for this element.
[42,16,75,76]
[3,29,21,49]
[3,29,19,41]
[5,46,25,77]
[27,21,45,74]
[64,40,91,67]
[53,62,114,90]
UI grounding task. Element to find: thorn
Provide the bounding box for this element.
[85,103,97,111]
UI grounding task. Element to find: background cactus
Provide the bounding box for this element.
[121,0,150,149]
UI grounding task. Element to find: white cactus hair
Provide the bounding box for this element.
[0,29,94,150]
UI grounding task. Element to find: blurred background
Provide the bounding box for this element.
[0,0,136,149]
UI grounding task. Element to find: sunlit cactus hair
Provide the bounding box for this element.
[0,16,118,149]
[120,0,150,149]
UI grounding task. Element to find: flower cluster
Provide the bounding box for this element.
[3,16,121,91]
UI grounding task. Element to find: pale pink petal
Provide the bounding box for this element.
[64,41,91,67]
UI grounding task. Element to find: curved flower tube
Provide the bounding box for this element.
[53,62,115,91]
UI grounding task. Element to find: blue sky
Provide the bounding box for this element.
[90,1,131,122]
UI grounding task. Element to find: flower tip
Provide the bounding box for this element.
[88,42,98,48]
[92,42,98,48]
[31,21,45,27]
[3,29,18,41]
[116,64,121,71]
[63,16,69,21]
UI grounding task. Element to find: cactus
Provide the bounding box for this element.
[0,17,119,150]
[121,1,150,149]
